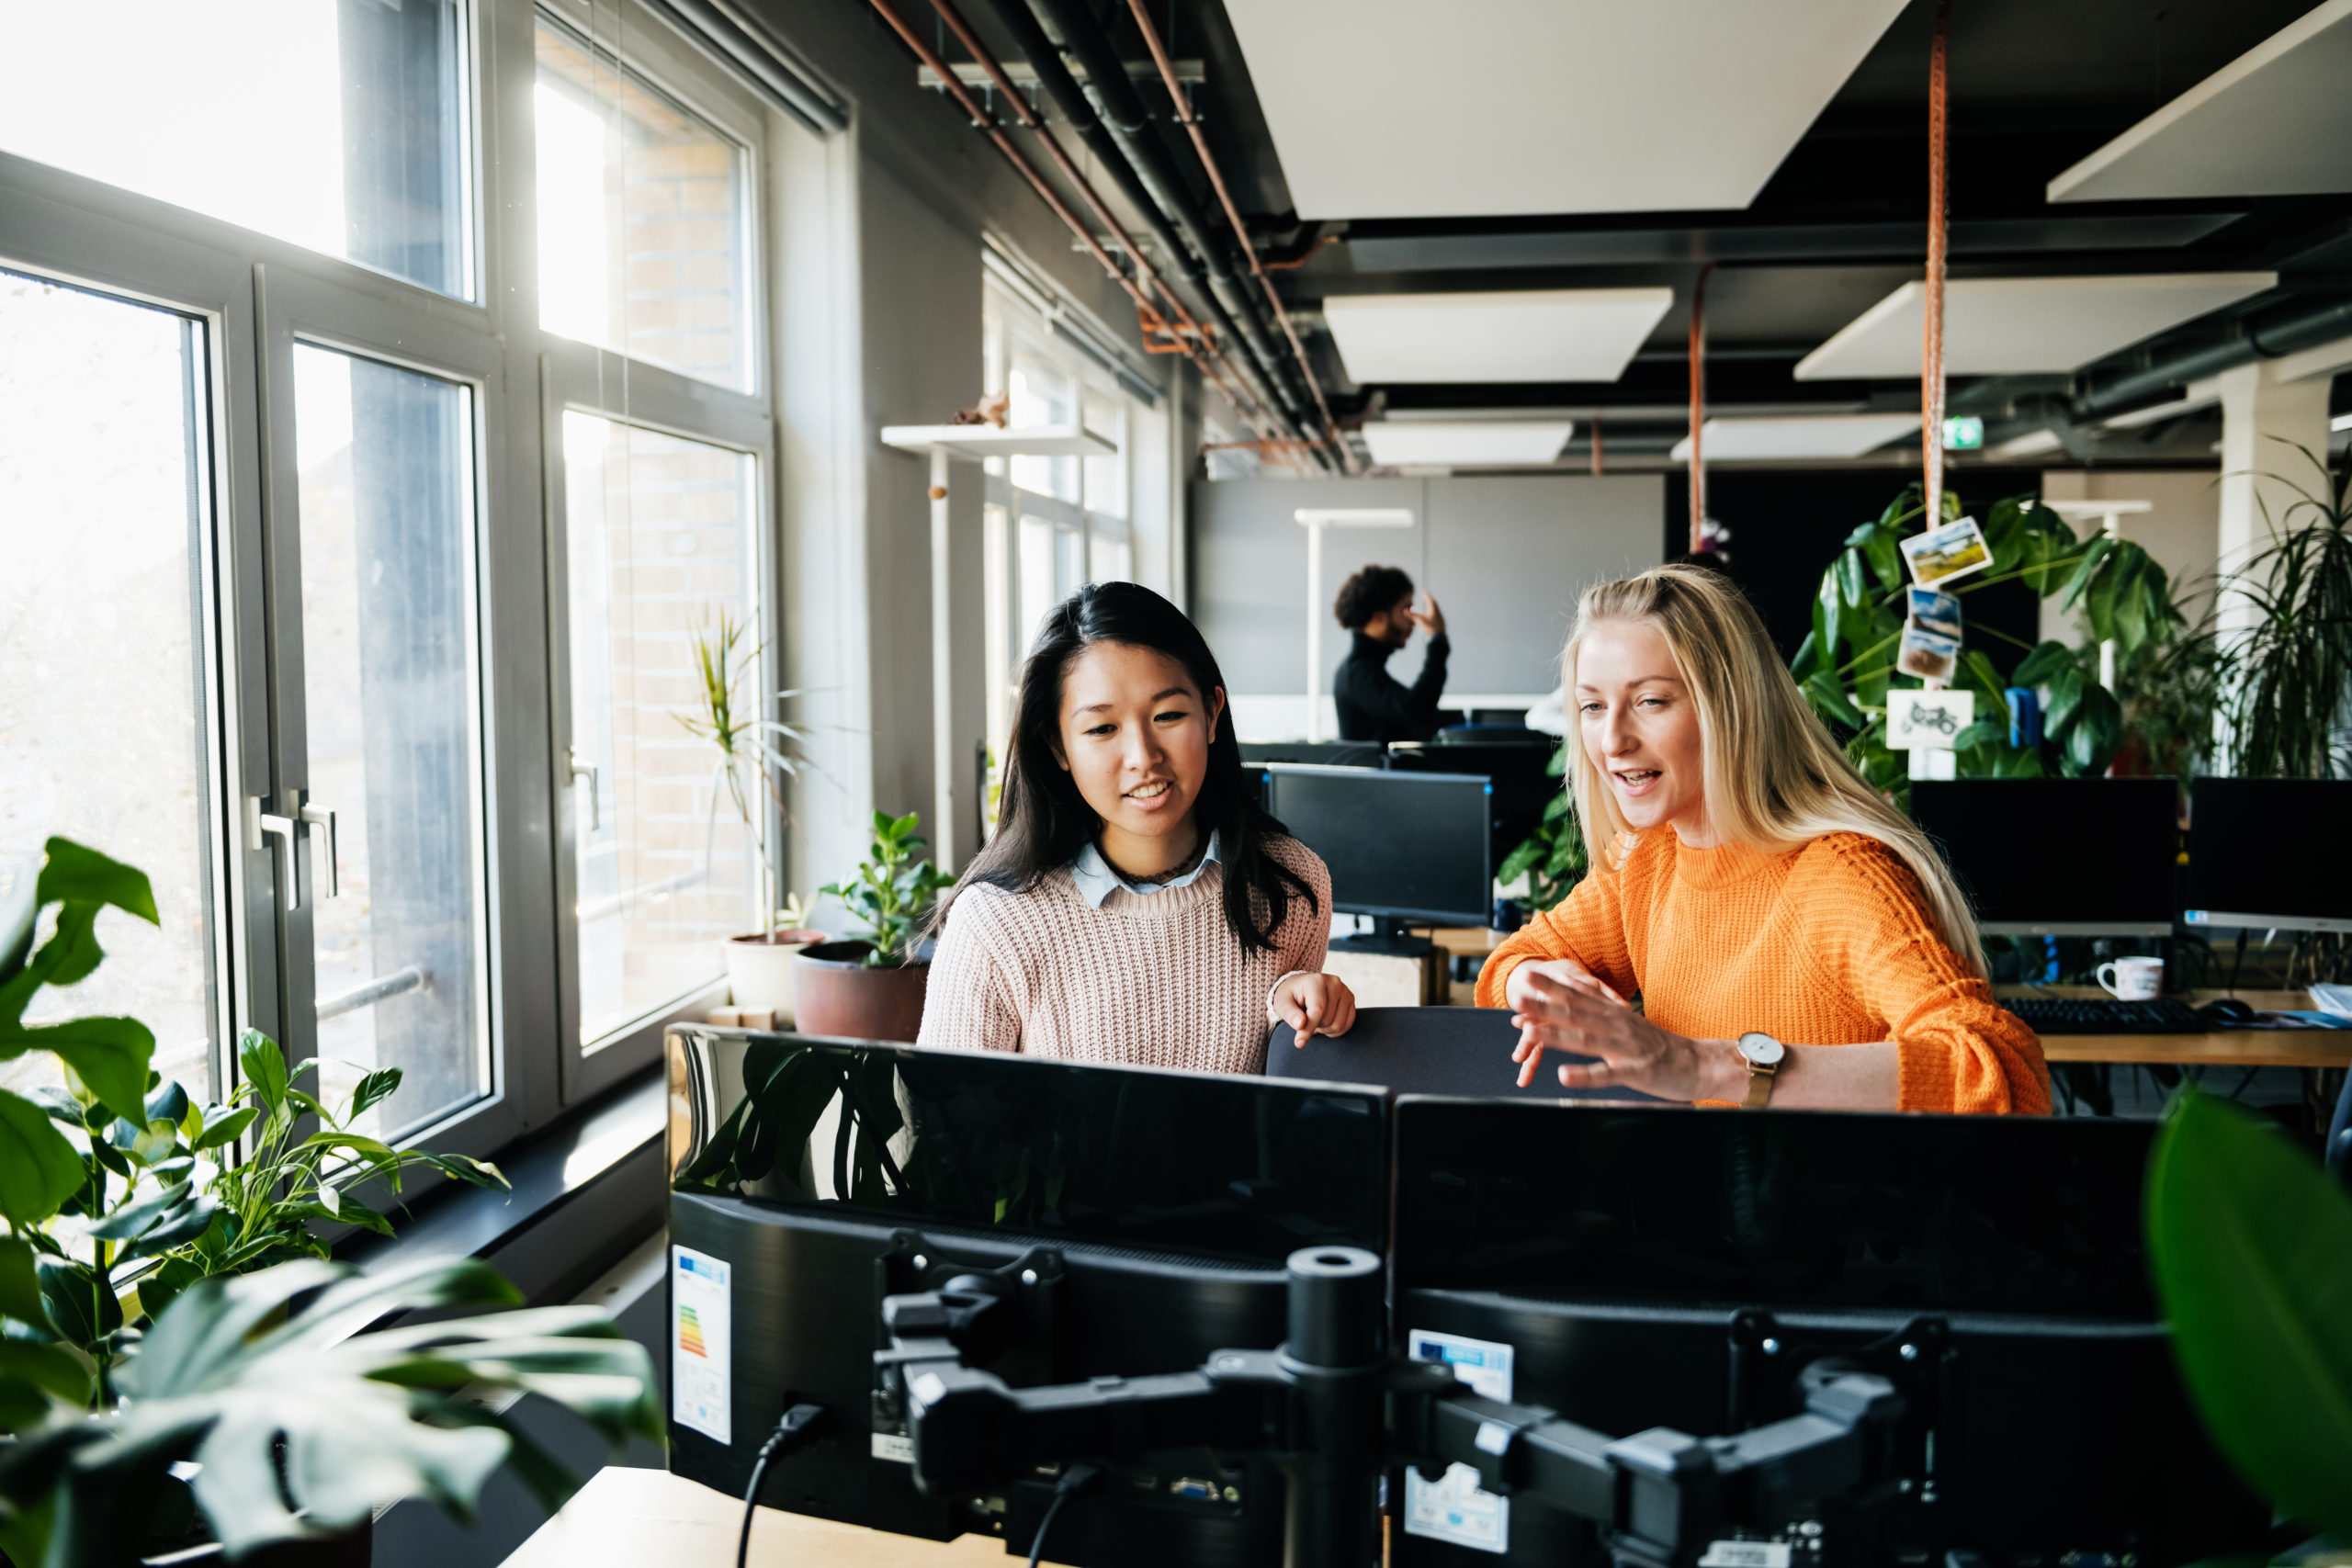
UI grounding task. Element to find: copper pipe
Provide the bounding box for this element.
[1125,0,1351,472]
[1922,0,1951,526]
[1262,233,1337,271]
[1589,412,1605,477]
[1688,263,1714,556]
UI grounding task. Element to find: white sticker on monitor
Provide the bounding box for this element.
[672,1246,731,1444]
[1699,1541,1792,1568]
[1404,1463,1510,1554]
[871,1432,913,1463]
[1408,1328,1514,1403]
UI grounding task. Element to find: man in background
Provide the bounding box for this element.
[1332,565,1450,743]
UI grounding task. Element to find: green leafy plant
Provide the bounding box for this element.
[2143,1090,2352,1537]
[2221,442,2352,780]
[820,810,948,969]
[1497,744,1587,911]
[1790,486,2188,795]
[676,609,815,940]
[0,1255,662,1566]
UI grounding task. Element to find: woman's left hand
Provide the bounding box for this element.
[1276,973,1359,1044]
[1510,968,1738,1100]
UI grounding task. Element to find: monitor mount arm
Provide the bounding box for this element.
[877,1247,1914,1568]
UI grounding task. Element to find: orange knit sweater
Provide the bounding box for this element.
[1475,829,2049,1115]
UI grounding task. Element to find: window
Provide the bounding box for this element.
[536,16,754,391]
[560,412,760,1047]
[0,2,472,299]
[1007,344,1078,502]
[0,272,224,1101]
[291,344,489,1138]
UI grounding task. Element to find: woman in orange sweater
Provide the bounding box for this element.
[1476,564,2047,1115]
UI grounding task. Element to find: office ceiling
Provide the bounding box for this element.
[896,0,2352,468]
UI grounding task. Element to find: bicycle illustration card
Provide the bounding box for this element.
[1885,687,1973,749]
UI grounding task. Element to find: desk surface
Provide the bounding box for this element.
[503,1466,1003,1568]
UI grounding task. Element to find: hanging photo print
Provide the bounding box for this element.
[1897,624,1962,682]
[1900,516,1993,587]
[1905,585,1962,640]
[1886,688,1974,750]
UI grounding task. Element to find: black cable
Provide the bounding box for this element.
[736,1401,831,1568]
[2231,928,2250,996]
[1027,1462,1102,1568]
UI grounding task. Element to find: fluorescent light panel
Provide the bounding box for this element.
[1361,422,1573,467]
[1223,0,1906,219]
[1794,274,2274,380]
[1324,288,1674,384]
[2050,0,2352,202]
[1668,414,1917,462]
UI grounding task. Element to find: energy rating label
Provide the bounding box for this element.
[672,1246,732,1443]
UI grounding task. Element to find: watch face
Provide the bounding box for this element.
[1738,1032,1786,1066]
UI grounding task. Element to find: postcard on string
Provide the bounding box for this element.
[1901,517,1993,588]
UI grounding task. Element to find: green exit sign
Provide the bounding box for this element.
[1942,416,1984,451]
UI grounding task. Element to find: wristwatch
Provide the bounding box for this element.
[1736,1032,1786,1109]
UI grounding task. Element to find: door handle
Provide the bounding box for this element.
[569,750,602,832]
[247,797,300,912]
[300,803,339,898]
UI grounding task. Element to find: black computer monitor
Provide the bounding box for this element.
[1909,776,2177,936]
[1387,1098,2264,1566]
[1238,739,1385,769]
[2187,776,2352,932]
[1262,763,1493,938]
[663,1026,1388,1568]
[1386,741,1561,867]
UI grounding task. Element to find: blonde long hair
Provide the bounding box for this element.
[1563,564,1987,978]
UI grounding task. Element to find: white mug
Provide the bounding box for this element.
[2097,956,2165,1002]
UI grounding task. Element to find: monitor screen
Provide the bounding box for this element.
[2188,777,2352,930]
[1909,777,2177,935]
[1264,764,1490,926]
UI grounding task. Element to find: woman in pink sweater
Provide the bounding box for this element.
[918,582,1357,1073]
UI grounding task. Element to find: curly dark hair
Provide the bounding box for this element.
[1333,564,1414,630]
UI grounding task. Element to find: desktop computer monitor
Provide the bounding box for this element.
[1262,763,1491,934]
[1385,741,1561,868]
[1387,1098,2264,1566]
[2187,776,2352,932]
[1238,739,1385,769]
[663,1026,1388,1568]
[1909,777,2177,936]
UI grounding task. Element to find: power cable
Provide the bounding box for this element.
[1027,1462,1102,1568]
[736,1401,832,1568]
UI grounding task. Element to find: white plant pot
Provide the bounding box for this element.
[724,930,825,1021]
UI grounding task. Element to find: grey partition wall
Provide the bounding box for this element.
[1188,472,1665,700]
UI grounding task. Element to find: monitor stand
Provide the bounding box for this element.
[1331,916,1437,957]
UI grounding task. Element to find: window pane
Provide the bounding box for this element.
[537,18,752,391]
[1083,400,1125,519]
[0,3,470,299]
[1018,515,1057,650]
[1008,348,1077,502]
[562,412,759,1045]
[294,344,487,1138]
[1,272,221,1101]
[1089,534,1132,587]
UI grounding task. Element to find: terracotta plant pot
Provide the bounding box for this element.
[792,941,929,1043]
[723,928,827,1021]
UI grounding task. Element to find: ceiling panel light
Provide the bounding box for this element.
[1224,0,1905,220]
[2049,0,2352,202]
[1668,415,1917,463]
[1324,289,1674,385]
[1362,422,1574,468]
[1793,274,2274,381]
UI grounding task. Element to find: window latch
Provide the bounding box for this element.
[300,803,339,899]
[568,750,602,833]
[247,797,300,913]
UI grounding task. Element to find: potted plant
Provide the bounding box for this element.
[674,611,823,1018]
[796,811,948,1043]
[0,838,660,1562]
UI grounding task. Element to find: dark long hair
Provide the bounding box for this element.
[939,581,1317,953]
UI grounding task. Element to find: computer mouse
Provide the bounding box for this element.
[2196,998,2257,1026]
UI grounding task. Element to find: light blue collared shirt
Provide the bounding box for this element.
[1069,830,1223,909]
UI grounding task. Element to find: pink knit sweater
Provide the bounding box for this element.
[916,837,1332,1075]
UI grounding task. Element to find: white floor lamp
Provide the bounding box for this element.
[1294,508,1415,741]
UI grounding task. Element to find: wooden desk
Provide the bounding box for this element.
[503,1466,1004,1568]
[1994,987,2352,1068]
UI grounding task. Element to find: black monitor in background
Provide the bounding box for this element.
[1262,763,1491,945]
[664,1028,1388,1568]
[1238,739,1384,769]
[1388,1098,2265,1566]
[2187,776,2352,932]
[1387,741,1560,868]
[1909,776,2177,936]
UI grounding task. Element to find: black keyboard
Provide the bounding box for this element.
[2000,996,2209,1034]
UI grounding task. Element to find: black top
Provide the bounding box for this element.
[1334,629,1450,743]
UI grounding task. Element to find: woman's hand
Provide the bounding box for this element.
[1508,966,1743,1100]
[1275,972,1359,1044]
